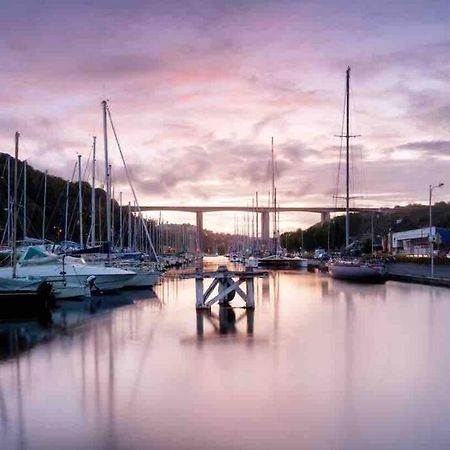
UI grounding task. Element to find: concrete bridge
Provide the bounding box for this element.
[137,205,388,252]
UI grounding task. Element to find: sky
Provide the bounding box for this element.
[0,0,449,232]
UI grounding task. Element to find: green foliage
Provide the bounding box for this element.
[281,202,450,252]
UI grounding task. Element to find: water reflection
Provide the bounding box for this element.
[2,265,450,449]
[195,307,254,339]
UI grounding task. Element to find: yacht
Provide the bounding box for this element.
[328,67,386,282]
[0,246,136,293]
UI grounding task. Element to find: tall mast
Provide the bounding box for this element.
[64,180,69,241]
[91,136,96,247]
[128,202,132,250]
[42,169,47,241]
[119,191,123,249]
[12,132,19,278]
[23,160,27,240]
[345,66,350,248]
[78,154,83,247]
[271,136,276,233]
[102,100,111,254]
[111,165,114,246]
[255,191,259,240]
[7,156,11,246]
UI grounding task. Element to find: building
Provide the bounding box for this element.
[390,227,450,256]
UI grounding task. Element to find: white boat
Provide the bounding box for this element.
[328,260,386,281]
[123,270,160,288]
[0,246,136,293]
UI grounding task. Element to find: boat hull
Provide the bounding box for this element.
[123,271,160,288]
[0,282,55,320]
[0,265,136,293]
[258,258,307,269]
[329,262,386,282]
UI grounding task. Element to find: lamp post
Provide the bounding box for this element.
[429,182,444,278]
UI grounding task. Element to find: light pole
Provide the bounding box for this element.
[429,182,444,278]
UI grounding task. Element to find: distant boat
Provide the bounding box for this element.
[258,254,307,269]
[328,67,386,282]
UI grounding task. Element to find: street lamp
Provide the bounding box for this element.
[429,182,444,278]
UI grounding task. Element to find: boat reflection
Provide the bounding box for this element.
[0,290,161,361]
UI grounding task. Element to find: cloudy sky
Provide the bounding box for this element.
[1,0,449,232]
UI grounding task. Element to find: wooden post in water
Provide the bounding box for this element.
[195,268,205,309]
[246,277,255,308]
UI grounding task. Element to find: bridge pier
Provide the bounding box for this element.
[320,212,330,224]
[196,211,204,253]
[261,211,270,240]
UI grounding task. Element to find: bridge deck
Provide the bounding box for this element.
[136,205,388,213]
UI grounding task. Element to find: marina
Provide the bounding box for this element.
[1,0,450,448]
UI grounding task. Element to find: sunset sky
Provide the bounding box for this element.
[1,0,449,232]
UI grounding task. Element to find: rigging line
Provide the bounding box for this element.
[106,106,158,261]
[67,161,81,242]
[334,82,347,209]
[82,145,93,182]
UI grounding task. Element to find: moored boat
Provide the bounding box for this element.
[327,67,386,283]
[257,254,307,269]
[328,259,386,282]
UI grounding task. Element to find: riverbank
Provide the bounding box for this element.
[387,262,450,287]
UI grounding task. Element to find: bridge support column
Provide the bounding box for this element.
[261,211,270,240]
[196,211,204,253]
[320,212,330,224]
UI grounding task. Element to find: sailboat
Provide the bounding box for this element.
[0,132,55,318]
[257,138,307,269]
[0,135,94,300]
[328,67,386,282]
[79,100,160,289]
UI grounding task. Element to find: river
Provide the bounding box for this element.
[1,257,450,449]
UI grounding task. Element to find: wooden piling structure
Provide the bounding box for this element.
[188,265,267,309]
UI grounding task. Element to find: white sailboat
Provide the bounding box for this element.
[257,138,306,269]
[0,132,55,317]
[98,100,161,288]
[328,67,386,282]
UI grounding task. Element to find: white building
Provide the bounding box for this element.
[391,227,450,256]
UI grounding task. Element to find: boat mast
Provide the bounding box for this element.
[111,166,114,246]
[78,154,83,247]
[91,136,96,247]
[42,170,47,241]
[271,137,278,254]
[119,191,123,249]
[345,66,350,248]
[12,132,19,278]
[128,202,132,250]
[64,180,69,241]
[23,160,27,240]
[102,100,111,256]
[7,156,11,246]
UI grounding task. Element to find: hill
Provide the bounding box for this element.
[281,203,450,252]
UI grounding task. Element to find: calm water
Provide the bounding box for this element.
[1,257,450,450]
